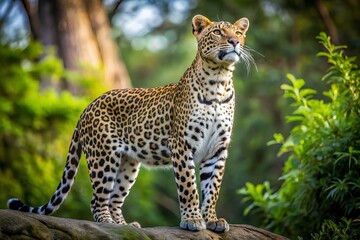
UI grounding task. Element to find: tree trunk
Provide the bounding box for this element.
[23,0,131,94]
[85,0,132,89]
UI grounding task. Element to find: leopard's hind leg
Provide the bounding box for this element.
[109,156,141,227]
[87,154,118,223]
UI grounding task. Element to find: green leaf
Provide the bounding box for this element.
[294,79,305,90]
[280,83,294,91]
[299,88,317,99]
[267,133,284,146]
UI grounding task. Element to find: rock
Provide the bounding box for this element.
[0,209,288,240]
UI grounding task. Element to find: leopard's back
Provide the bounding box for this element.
[79,84,177,167]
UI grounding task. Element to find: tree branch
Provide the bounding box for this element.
[20,0,41,40]
[109,0,124,19]
[314,0,339,44]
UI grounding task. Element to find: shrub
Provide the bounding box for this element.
[0,40,95,219]
[238,32,360,239]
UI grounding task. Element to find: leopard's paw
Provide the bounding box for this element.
[180,218,206,231]
[206,218,229,232]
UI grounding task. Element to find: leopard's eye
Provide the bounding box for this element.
[235,31,242,37]
[213,29,221,35]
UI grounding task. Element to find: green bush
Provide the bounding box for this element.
[0,40,96,219]
[311,217,360,240]
[238,32,360,239]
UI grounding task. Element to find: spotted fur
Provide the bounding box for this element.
[8,15,251,232]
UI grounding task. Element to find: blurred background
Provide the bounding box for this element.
[0,0,359,236]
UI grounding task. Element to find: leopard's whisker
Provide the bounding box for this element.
[239,45,258,73]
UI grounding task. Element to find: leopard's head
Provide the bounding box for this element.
[192,15,250,65]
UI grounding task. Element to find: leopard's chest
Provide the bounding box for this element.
[185,99,234,164]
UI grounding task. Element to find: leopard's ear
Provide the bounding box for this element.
[192,15,212,37]
[234,17,249,35]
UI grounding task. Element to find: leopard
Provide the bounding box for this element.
[8,14,251,233]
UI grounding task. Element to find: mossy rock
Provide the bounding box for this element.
[0,209,287,240]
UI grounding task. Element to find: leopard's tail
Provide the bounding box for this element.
[7,125,82,215]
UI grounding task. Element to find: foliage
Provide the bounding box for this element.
[311,218,360,240]
[0,40,97,219]
[238,32,360,239]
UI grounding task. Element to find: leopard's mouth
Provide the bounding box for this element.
[218,50,240,62]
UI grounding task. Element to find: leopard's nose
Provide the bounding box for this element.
[227,38,239,47]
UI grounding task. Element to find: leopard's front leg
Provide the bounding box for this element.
[171,140,206,231]
[200,144,230,233]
